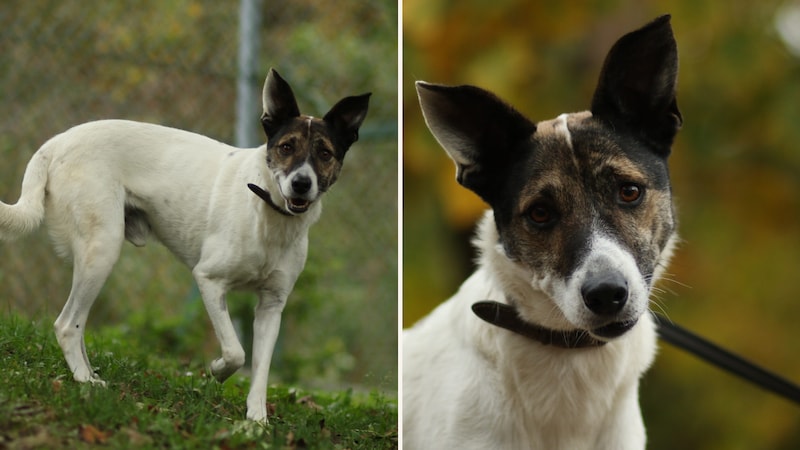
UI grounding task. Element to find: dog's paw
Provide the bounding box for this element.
[230,419,269,438]
[74,371,107,387]
[245,406,270,424]
[88,376,107,388]
[209,357,239,382]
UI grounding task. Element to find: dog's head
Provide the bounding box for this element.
[417,15,681,340]
[258,69,370,214]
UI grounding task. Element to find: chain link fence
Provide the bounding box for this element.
[0,1,397,389]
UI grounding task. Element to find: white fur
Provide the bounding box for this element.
[546,233,650,333]
[277,161,318,203]
[0,119,322,422]
[403,212,660,449]
[553,113,572,148]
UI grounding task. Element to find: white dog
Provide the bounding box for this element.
[404,16,680,449]
[0,69,370,422]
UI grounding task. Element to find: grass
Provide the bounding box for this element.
[0,314,398,449]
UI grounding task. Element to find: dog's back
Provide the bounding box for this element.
[6,119,251,262]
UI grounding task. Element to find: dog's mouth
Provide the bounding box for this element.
[591,319,638,339]
[287,198,311,214]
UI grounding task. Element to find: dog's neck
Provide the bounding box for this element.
[471,300,606,348]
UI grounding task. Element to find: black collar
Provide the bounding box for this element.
[471,301,606,349]
[247,183,294,217]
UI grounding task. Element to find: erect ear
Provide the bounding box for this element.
[590,14,682,154]
[261,68,301,137]
[323,93,371,153]
[416,81,536,204]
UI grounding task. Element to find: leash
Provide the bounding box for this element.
[654,313,800,405]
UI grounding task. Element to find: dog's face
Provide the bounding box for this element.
[259,69,370,214]
[417,16,682,339]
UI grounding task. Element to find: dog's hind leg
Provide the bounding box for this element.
[53,227,124,386]
[192,270,246,383]
[246,271,293,422]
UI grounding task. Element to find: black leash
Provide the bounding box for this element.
[654,313,800,405]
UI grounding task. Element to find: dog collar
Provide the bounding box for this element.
[471,301,607,348]
[247,183,294,217]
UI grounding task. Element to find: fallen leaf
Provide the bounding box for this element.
[79,424,110,444]
[121,426,153,446]
[297,395,322,411]
[213,428,230,440]
[9,426,55,448]
[286,430,296,447]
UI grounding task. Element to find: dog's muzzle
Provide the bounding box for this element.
[592,319,638,339]
[582,271,638,339]
[286,176,313,213]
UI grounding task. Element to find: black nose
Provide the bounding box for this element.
[291,176,312,194]
[581,272,629,315]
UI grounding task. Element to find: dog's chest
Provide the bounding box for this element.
[233,219,309,287]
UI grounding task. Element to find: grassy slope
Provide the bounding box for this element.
[0,315,397,449]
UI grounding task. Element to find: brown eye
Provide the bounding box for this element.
[528,203,556,227]
[318,149,333,162]
[278,143,294,155]
[618,183,643,205]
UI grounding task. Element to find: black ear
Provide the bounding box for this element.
[416,81,536,203]
[590,14,682,154]
[323,93,371,152]
[261,68,301,137]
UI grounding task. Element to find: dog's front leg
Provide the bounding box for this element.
[193,270,246,382]
[246,271,293,422]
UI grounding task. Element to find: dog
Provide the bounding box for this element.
[0,69,370,422]
[403,15,681,449]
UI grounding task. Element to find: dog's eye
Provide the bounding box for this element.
[278,143,294,155]
[318,149,333,162]
[528,203,556,227]
[618,183,643,205]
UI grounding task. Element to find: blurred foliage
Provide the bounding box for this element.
[0,0,397,392]
[404,0,800,448]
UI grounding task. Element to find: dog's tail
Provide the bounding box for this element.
[0,149,49,240]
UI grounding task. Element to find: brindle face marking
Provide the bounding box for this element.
[416,15,681,338]
[256,69,370,215]
[501,113,675,283]
[494,112,676,335]
[266,115,344,207]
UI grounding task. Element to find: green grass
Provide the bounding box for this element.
[0,314,397,449]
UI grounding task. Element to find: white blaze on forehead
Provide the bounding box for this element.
[306,116,314,136]
[536,111,593,149]
[553,113,572,148]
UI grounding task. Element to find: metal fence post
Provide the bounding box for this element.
[236,0,264,148]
